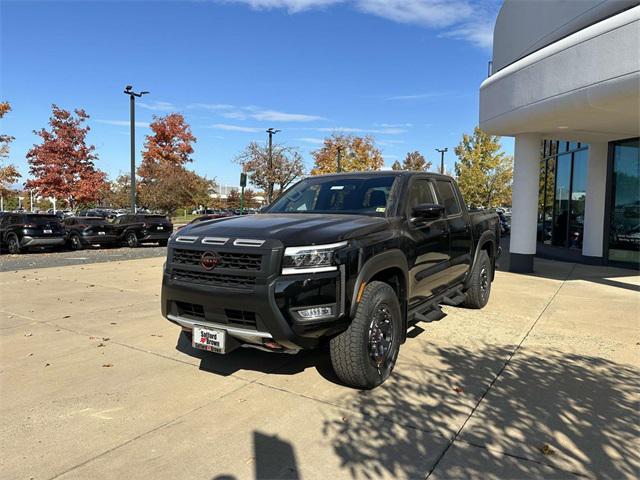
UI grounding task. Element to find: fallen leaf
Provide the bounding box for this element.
[44,363,50,367]
[539,444,555,456]
[453,387,464,394]
[62,315,71,319]
[25,332,33,337]
[97,343,105,348]
[102,363,113,368]
[102,337,110,341]
[110,322,117,325]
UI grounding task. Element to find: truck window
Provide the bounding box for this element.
[407,179,436,214]
[434,180,461,216]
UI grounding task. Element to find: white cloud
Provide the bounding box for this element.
[210,123,263,132]
[314,126,407,135]
[190,103,324,122]
[138,101,176,112]
[220,0,498,48]
[96,119,149,128]
[378,139,404,146]
[375,123,413,128]
[297,137,324,144]
[386,92,450,101]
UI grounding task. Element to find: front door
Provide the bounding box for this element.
[404,177,450,305]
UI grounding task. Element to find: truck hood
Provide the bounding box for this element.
[178,213,391,247]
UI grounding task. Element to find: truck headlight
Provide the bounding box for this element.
[282,241,347,275]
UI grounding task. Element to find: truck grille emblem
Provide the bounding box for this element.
[200,251,220,270]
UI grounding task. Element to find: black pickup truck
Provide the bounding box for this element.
[111,214,173,247]
[161,172,500,388]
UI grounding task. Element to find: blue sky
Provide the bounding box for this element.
[1,0,511,188]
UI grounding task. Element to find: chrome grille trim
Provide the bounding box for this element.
[233,238,265,247]
[176,236,198,243]
[201,237,229,245]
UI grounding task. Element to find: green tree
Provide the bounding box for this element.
[234,142,304,203]
[454,127,513,207]
[311,134,383,175]
[391,151,432,171]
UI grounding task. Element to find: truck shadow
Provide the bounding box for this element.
[322,344,640,479]
[175,331,341,383]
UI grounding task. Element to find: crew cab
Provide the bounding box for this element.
[0,213,66,254]
[161,172,500,388]
[111,214,173,247]
[62,216,118,250]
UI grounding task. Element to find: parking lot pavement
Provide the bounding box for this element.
[1,258,638,479]
[0,244,166,272]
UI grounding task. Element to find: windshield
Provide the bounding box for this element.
[267,175,397,216]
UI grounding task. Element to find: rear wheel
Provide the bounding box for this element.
[125,231,139,248]
[7,234,21,254]
[69,233,83,251]
[330,281,402,389]
[463,250,492,309]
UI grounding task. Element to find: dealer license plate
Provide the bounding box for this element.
[192,325,226,353]
[43,229,52,234]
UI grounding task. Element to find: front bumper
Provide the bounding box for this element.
[161,243,349,350]
[141,232,171,242]
[21,236,66,248]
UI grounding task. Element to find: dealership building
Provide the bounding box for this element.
[480,0,639,271]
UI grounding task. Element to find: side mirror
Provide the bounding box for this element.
[412,203,444,220]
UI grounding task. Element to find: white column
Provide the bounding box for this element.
[582,142,608,258]
[509,133,541,272]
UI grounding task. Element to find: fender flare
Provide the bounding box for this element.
[349,249,409,319]
[467,230,497,285]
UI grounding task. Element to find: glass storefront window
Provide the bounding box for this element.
[608,139,640,264]
[553,153,572,246]
[569,149,587,250]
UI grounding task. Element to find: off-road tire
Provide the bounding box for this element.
[462,250,492,309]
[7,234,21,254]
[330,281,402,389]
[70,234,84,251]
[125,231,139,248]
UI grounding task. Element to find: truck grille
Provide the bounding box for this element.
[172,268,256,289]
[225,309,257,328]
[173,248,262,271]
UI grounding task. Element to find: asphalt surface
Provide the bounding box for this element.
[0,245,167,272]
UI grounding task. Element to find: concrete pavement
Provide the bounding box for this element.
[0,257,638,479]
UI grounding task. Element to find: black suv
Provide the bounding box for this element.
[112,214,173,247]
[62,216,118,250]
[0,213,66,253]
[161,172,500,388]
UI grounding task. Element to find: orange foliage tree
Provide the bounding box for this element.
[25,105,106,208]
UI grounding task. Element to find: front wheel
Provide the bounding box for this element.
[69,234,83,251]
[462,250,492,309]
[330,281,402,389]
[125,231,139,248]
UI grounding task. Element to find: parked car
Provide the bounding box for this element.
[62,216,118,250]
[497,210,511,235]
[112,214,173,247]
[161,171,500,389]
[0,213,66,254]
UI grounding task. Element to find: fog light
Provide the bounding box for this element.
[297,306,334,319]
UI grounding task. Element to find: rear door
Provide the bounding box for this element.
[433,179,473,285]
[404,177,451,305]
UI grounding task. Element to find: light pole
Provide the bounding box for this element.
[266,128,280,203]
[124,85,149,213]
[435,147,448,174]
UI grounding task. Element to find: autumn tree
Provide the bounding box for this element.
[0,102,21,197]
[243,188,259,209]
[138,113,213,213]
[226,189,241,209]
[25,105,107,208]
[104,174,135,208]
[235,142,304,203]
[454,127,513,207]
[391,151,432,171]
[311,134,383,175]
